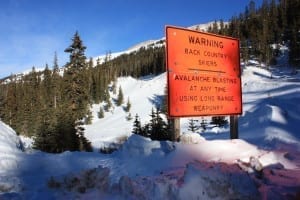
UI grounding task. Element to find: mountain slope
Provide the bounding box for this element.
[85,73,166,149]
[91,22,215,65]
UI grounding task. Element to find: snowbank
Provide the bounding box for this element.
[0,121,24,174]
[0,121,23,153]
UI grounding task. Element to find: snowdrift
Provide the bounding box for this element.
[0,121,24,173]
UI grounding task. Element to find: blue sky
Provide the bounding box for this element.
[0,0,262,78]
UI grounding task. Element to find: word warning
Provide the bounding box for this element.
[166,26,242,117]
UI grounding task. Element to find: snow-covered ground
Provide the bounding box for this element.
[1,62,300,199]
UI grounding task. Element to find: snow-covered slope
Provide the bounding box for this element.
[85,73,166,149]
[91,22,215,65]
[240,66,300,147]
[188,21,228,31]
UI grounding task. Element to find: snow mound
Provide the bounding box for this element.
[0,120,23,154]
[0,120,24,192]
[46,161,260,200]
[119,134,174,157]
[179,161,259,199]
[180,132,205,144]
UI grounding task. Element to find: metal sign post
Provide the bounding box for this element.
[230,115,239,139]
[170,118,180,141]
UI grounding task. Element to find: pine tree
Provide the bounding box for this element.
[124,97,131,112]
[126,112,133,121]
[98,107,105,118]
[116,86,124,106]
[112,80,117,95]
[212,20,219,33]
[52,52,61,110]
[132,114,142,135]
[85,109,93,124]
[104,98,112,112]
[149,107,169,140]
[75,119,93,152]
[2,78,18,127]
[211,116,228,127]
[34,109,60,153]
[33,120,53,152]
[200,118,207,132]
[63,31,89,122]
[188,118,199,133]
[57,115,79,152]
[22,67,43,136]
[58,31,92,152]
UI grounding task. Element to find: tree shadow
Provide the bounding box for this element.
[239,94,300,149]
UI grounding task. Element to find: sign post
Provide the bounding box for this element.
[165,26,242,140]
[170,118,180,141]
[230,115,238,139]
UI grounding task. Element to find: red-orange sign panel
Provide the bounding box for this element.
[166,26,242,117]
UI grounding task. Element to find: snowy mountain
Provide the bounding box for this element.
[1,50,300,199]
[91,22,215,65]
[1,22,300,199]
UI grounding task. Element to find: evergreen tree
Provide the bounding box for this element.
[33,121,53,152]
[2,77,18,127]
[56,114,79,152]
[126,112,133,121]
[63,31,89,122]
[34,109,59,153]
[211,116,228,127]
[103,88,111,103]
[52,52,62,110]
[212,20,219,33]
[132,114,142,135]
[200,118,207,132]
[104,98,112,112]
[124,97,131,112]
[22,67,43,136]
[112,80,117,95]
[188,118,199,133]
[75,119,93,152]
[85,109,93,125]
[116,86,124,106]
[98,106,105,118]
[59,31,92,152]
[149,107,169,140]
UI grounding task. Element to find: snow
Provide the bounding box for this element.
[1,49,300,198]
[85,73,166,149]
[188,21,229,32]
[92,38,164,66]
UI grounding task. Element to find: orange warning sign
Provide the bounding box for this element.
[166,26,242,117]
